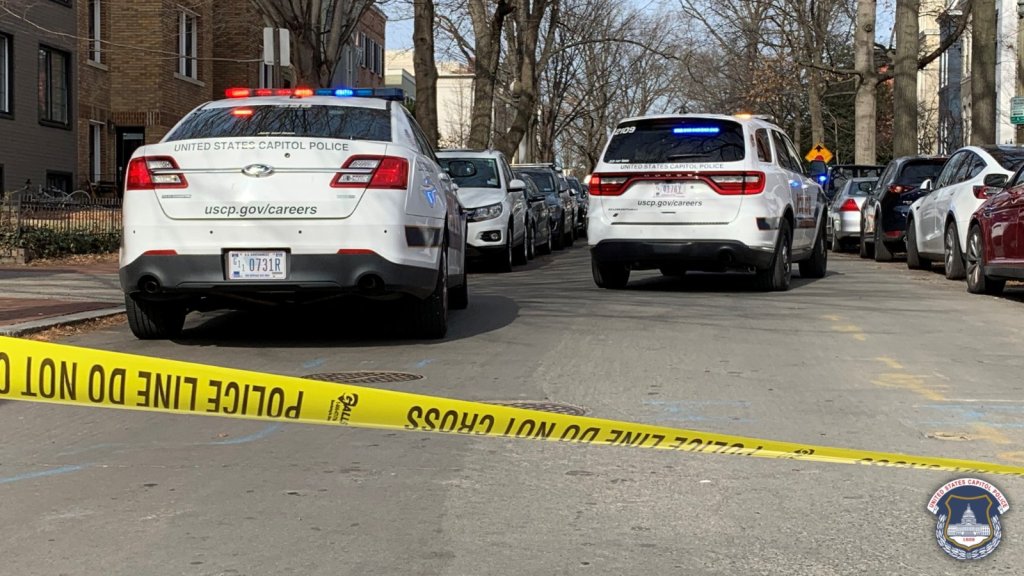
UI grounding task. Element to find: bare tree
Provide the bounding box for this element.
[854,0,878,164]
[465,0,514,149]
[413,0,439,145]
[970,0,995,144]
[892,0,920,157]
[249,0,376,87]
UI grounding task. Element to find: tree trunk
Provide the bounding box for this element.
[854,0,878,164]
[970,0,996,145]
[807,68,824,147]
[413,0,439,147]
[892,0,920,156]
[467,0,512,150]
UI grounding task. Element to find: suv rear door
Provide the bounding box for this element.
[591,118,756,226]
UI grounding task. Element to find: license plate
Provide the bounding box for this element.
[227,251,287,280]
[655,183,688,197]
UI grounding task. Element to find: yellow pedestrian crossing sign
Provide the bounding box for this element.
[805,143,832,164]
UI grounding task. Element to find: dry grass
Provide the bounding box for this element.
[26,252,118,268]
[23,313,126,342]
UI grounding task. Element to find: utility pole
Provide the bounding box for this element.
[1017,1,1024,144]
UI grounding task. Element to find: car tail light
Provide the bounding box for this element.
[973,185,998,199]
[331,156,409,189]
[839,199,859,212]
[125,156,188,191]
[888,184,907,194]
[589,174,629,196]
[706,172,765,195]
[885,230,902,238]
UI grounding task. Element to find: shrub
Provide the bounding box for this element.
[1,227,120,259]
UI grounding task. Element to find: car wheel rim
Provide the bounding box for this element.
[967,232,981,285]
[782,241,791,278]
[945,228,954,268]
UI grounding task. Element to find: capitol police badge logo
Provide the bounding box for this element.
[927,478,1009,560]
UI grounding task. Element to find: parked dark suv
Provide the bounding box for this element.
[513,164,575,250]
[859,156,947,261]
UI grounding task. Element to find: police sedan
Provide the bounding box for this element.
[119,87,468,340]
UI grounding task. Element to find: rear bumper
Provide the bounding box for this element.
[591,240,775,271]
[119,253,438,301]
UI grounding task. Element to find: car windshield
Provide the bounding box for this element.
[439,158,501,189]
[166,105,392,141]
[896,161,945,186]
[518,170,557,194]
[602,118,746,164]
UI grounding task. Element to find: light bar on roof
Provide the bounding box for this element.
[673,126,721,135]
[224,87,408,101]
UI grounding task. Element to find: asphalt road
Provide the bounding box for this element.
[3,245,1024,575]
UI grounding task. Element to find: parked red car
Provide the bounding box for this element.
[965,167,1024,295]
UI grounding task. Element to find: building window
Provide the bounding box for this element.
[89,122,103,182]
[88,0,102,63]
[38,45,70,126]
[46,171,72,193]
[360,33,368,68]
[178,10,198,79]
[376,43,383,76]
[0,33,10,115]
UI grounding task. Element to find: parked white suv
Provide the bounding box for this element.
[587,114,827,290]
[120,87,468,340]
[907,145,1024,279]
[437,150,528,271]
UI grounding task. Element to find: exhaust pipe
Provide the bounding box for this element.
[139,276,160,294]
[358,274,384,294]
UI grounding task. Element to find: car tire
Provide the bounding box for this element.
[564,219,575,247]
[496,223,514,272]
[874,219,894,262]
[538,226,553,255]
[754,220,792,292]
[944,221,967,280]
[966,225,1005,296]
[799,222,828,278]
[859,221,873,259]
[552,221,565,251]
[906,220,931,270]
[411,250,448,339]
[592,256,629,289]
[512,222,529,266]
[830,223,842,252]
[526,223,536,260]
[125,295,186,340]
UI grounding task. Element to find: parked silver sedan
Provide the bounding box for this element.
[826,177,877,252]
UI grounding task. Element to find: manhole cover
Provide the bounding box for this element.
[486,400,587,416]
[303,371,424,384]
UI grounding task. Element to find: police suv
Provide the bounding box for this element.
[119,87,468,340]
[587,114,828,290]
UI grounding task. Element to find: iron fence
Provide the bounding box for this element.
[1,188,122,236]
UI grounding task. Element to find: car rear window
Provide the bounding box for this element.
[847,180,877,196]
[895,161,945,186]
[602,118,745,164]
[166,104,392,142]
[989,149,1024,171]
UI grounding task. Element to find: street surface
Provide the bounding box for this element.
[3,246,1024,575]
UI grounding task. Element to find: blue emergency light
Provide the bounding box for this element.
[673,126,720,135]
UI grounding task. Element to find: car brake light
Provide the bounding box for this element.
[839,199,859,212]
[589,174,628,196]
[125,156,188,191]
[331,156,409,189]
[888,184,907,194]
[706,172,765,195]
[974,185,996,199]
[231,108,254,117]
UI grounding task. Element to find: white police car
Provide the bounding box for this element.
[437,150,528,271]
[120,87,467,340]
[587,114,827,290]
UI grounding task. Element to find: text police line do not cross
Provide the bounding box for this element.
[2,336,1024,477]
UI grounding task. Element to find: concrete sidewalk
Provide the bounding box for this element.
[0,259,124,336]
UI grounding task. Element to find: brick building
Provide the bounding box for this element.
[63,0,384,193]
[0,1,78,194]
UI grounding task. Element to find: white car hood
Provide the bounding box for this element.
[456,187,506,209]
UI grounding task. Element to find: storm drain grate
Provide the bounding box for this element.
[485,400,587,416]
[303,371,425,384]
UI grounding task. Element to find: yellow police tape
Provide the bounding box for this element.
[1,335,1022,476]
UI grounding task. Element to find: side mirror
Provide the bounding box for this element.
[508,178,526,192]
[984,173,1009,188]
[919,179,933,192]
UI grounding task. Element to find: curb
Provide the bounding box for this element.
[0,306,126,337]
